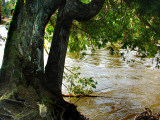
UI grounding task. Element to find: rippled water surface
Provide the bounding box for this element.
[64,48,160,120]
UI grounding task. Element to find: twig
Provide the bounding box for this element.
[64,66,75,74]
[44,44,49,55]
[62,82,71,95]
[72,23,90,35]
[73,96,83,104]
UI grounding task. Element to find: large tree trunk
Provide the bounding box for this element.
[0,0,70,119]
[45,2,73,98]
[0,0,65,89]
[0,0,104,119]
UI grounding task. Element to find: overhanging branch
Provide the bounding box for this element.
[64,0,105,21]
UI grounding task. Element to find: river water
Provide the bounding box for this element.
[63,48,160,120]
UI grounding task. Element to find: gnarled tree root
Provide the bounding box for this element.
[0,98,88,120]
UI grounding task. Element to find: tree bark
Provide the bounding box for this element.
[45,3,73,97]
[0,0,63,86]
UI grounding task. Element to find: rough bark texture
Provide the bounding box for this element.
[45,3,73,97]
[0,0,105,119]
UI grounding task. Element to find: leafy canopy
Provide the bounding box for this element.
[45,0,160,58]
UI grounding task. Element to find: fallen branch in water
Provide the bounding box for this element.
[63,94,107,104]
[62,94,104,98]
[62,94,123,99]
[63,94,125,105]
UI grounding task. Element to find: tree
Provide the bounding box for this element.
[0,0,105,119]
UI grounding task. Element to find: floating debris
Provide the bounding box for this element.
[135,108,160,120]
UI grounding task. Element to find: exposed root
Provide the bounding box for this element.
[0,83,88,120]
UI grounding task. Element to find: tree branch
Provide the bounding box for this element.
[72,23,90,34]
[64,0,105,21]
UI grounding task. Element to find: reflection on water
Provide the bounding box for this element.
[63,48,160,120]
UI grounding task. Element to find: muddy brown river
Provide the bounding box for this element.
[63,48,160,120]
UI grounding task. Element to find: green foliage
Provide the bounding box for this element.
[44,15,57,50]
[44,0,160,58]
[63,66,98,95]
[124,0,160,17]
[80,0,91,4]
[79,0,159,57]
[68,21,89,55]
